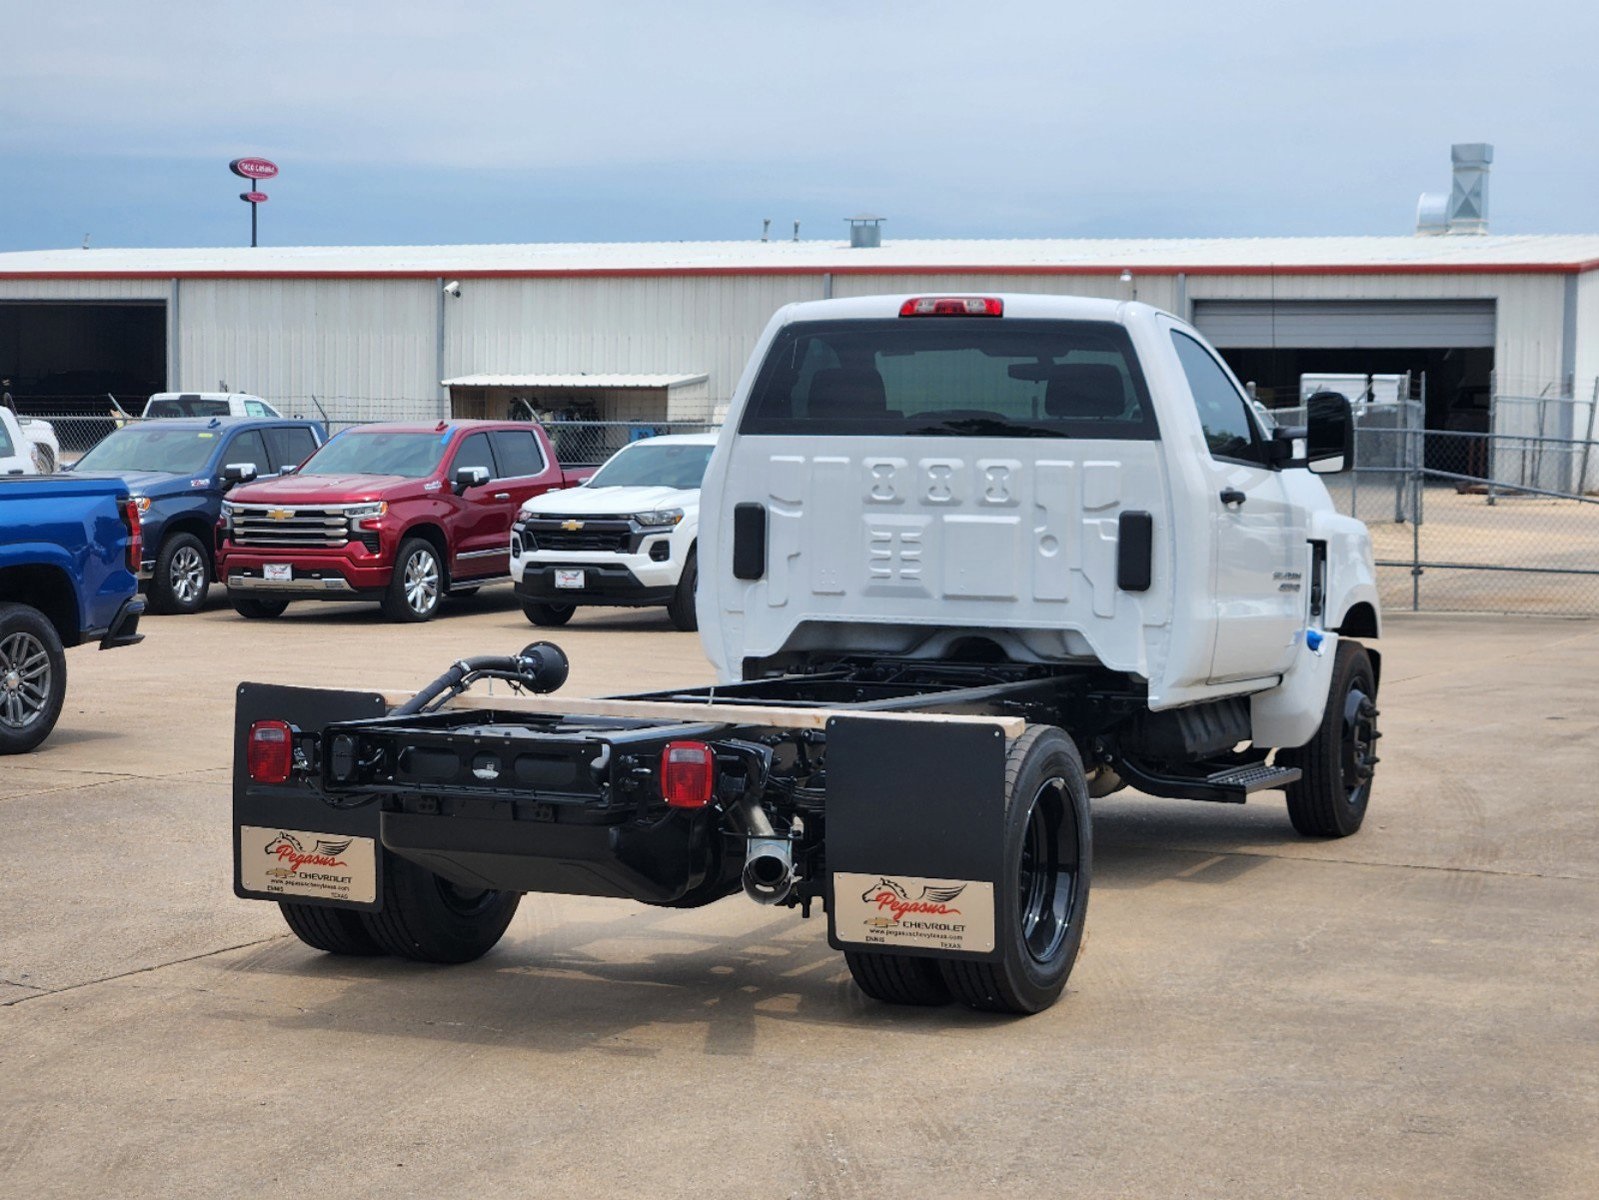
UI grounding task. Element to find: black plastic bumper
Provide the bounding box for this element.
[98,595,146,650]
[515,565,675,607]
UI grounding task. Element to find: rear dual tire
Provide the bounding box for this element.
[845,724,1092,1016]
[279,856,519,964]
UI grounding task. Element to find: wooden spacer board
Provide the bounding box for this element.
[376,690,1026,738]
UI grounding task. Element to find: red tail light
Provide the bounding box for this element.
[661,741,715,808]
[247,720,294,784]
[121,498,143,573]
[899,296,1003,317]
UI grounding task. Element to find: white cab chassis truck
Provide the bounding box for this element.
[230,295,1380,1017]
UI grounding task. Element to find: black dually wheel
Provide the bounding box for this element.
[279,901,386,956]
[359,855,520,963]
[939,725,1091,1015]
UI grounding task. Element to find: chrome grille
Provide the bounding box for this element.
[231,505,350,548]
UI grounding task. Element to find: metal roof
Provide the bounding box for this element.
[2,235,1598,279]
[441,373,708,389]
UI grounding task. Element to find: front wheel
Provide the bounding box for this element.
[666,546,698,632]
[938,725,1092,1015]
[522,601,574,627]
[231,597,289,619]
[359,856,520,963]
[150,532,211,615]
[1279,641,1379,838]
[0,603,67,755]
[382,538,444,622]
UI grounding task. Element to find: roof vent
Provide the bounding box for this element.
[847,214,884,249]
[1415,192,1449,236]
[1447,143,1491,235]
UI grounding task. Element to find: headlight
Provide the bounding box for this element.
[633,508,684,528]
[344,501,387,520]
[131,495,151,514]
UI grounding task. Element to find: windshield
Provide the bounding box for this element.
[299,430,448,478]
[146,397,230,417]
[75,426,219,474]
[586,441,714,489]
[740,318,1157,439]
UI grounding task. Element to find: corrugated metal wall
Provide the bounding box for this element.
[177,278,438,418]
[0,266,1579,424]
[441,274,824,412]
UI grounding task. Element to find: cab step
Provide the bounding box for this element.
[1111,755,1302,805]
[1204,763,1302,794]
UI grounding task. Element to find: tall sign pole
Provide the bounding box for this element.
[229,158,279,247]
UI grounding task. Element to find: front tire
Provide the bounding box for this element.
[359,856,520,963]
[279,901,385,955]
[231,596,289,619]
[522,601,575,627]
[939,725,1092,1015]
[1280,641,1379,838]
[382,538,444,622]
[0,603,67,755]
[150,532,211,615]
[666,546,698,632]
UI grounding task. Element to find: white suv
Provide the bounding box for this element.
[510,432,717,630]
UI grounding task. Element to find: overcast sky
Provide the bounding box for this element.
[2,0,1594,251]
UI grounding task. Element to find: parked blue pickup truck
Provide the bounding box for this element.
[0,475,145,753]
[70,416,324,614]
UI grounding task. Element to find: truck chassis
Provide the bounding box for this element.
[234,640,1374,1016]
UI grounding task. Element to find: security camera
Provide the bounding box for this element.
[443,280,462,298]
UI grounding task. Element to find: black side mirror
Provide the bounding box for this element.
[221,462,258,485]
[1305,392,1354,474]
[453,465,490,494]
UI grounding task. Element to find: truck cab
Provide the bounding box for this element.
[217,420,592,622]
[699,294,1378,749]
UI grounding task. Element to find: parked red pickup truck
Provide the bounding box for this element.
[216,420,592,621]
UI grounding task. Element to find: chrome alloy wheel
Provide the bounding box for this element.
[169,544,207,605]
[0,631,52,729]
[404,548,441,615]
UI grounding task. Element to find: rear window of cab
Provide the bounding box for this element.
[739,318,1158,440]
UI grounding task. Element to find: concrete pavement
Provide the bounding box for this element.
[1,595,1595,1198]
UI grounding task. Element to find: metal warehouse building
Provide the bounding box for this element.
[2,232,1597,452]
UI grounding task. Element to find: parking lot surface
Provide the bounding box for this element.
[2,595,1596,1199]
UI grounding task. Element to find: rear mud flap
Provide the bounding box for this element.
[824,717,1006,961]
[232,682,388,911]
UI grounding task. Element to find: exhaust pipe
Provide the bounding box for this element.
[730,795,794,905]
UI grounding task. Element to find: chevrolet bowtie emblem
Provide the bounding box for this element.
[561,519,584,531]
[267,509,294,520]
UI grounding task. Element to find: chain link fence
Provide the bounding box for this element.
[1298,399,1599,616]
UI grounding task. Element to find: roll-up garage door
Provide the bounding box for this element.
[1192,300,1496,349]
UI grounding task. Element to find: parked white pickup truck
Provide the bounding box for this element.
[0,407,59,474]
[511,432,717,631]
[231,294,1380,1018]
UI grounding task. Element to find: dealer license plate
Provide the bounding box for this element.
[554,569,585,590]
[264,563,292,582]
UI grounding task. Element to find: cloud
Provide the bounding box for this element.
[0,0,1594,246]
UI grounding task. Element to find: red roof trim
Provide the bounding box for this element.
[0,260,1595,282]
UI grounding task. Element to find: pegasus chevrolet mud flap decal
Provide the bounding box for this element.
[238,826,377,904]
[832,873,996,953]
